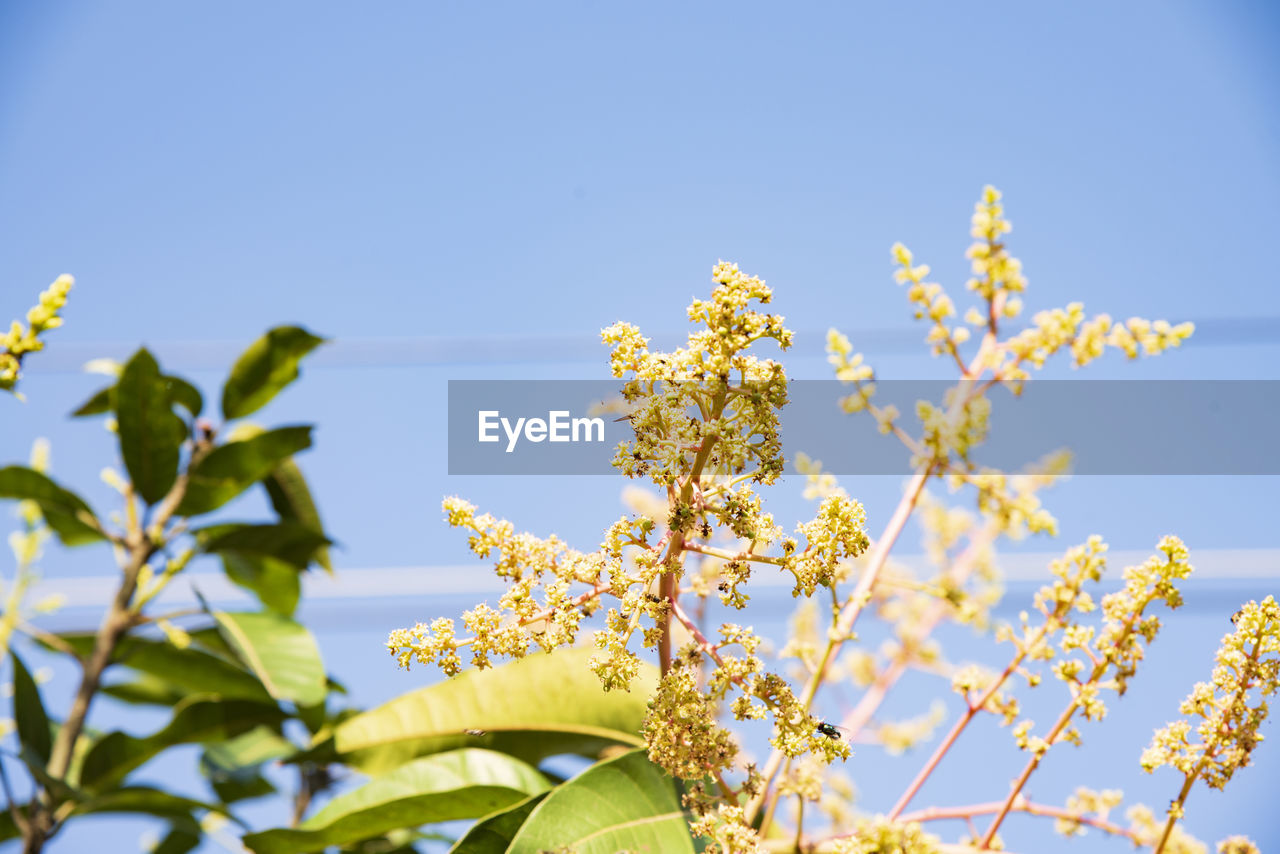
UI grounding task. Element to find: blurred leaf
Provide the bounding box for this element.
[154,824,202,854]
[0,466,104,545]
[70,786,227,830]
[448,792,546,854]
[241,749,551,854]
[71,384,113,417]
[165,375,203,418]
[202,727,292,805]
[177,426,313,516]
[221,326,326,420]
[79,696,287,791]
[115,348,185,504]
[506,748,693,854]
[264,458,332,573]
[10,650,52,766]
[53,632,273,703]
[203,724,293,769]
[213,610,327,707]
[222,553,301,616]
[73,374,202,419]
[331,647,653,774]
[198,522,331,569]
[100,674,185,707]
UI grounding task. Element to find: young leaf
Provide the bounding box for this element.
[221,326,326,420]
[115,348,185,504]
[0,466,104,546]
[448,792,547,854]
[241,749,551,854]
[78,696,287,791]
[331,647,654,774]
[264,458,332,573]
[10,650,52,766]
[177,425,313,516]
[506,748,695,854]
[213,610,327,707]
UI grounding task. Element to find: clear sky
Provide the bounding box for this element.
[2,2,1279,852]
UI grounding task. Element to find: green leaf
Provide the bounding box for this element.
[202,726,292,804]
[79,696,287,791]
[223,553,302,616]
[449,792,547,854]
[506,748,694,854]
[213,610,327,707]
[264,458,332,573]
[221,326,326,420]
[198,522,331,569]
[115,348,185,505]
[71,384,113,417]
[241,750,551,854]
[53,632,273,703]
[331,647,653,774]
[71,786,228,831]
[73,374,203,419]
[154,824,202,854]
[101,674,185,707]
[177,426,314,516]
[165,375,203,418]
[0,466,104,546]
[10,650,52,766]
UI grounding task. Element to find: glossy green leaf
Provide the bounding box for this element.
[176,426,313,516]
[264,458,332,573]
[213,610,327,707]
[79,696,286,791]
[449,792,546,854]
[241,749,551,854]
[54,632,273,703]
[221,326,326,420]
[331,647,653,774]
[10,650,52,766]
[506,748,694,854]
[115,348,185,504]
[0,466,104,545]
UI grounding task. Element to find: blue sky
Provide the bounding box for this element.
[2,2,1279,852]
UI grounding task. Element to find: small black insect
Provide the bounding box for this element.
[815,721,852,741]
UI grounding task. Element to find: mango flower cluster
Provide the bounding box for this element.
[389,262,874,854]
[1140,595,1280,802]
[1,275,73,393]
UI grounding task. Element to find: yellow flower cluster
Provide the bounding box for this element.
[1052,786,1123,837]
[1141,596,1280,788]
[832,816,941,854]
[1,275,73,392]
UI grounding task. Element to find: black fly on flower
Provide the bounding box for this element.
[815,721,853,742]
